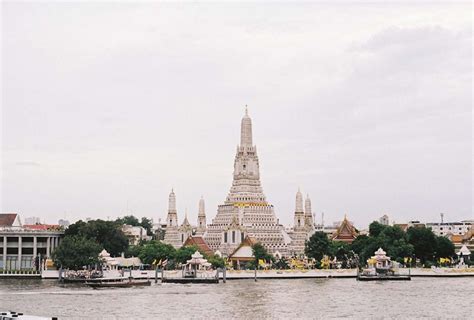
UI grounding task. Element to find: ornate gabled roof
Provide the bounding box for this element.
[228,236,258,259]
[225,212,244,231]
[183,236,213,257]
[181,209,191,227]
[332,215,358,243]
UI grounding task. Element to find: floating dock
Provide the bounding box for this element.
[161,277,219,284]
[357,274,411,281]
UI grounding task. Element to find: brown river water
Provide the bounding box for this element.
[0,278,473,319]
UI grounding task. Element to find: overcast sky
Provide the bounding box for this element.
[1,1,472,228]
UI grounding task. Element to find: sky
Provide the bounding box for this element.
[1,1,472,228]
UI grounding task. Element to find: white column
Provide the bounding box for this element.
[2,236,6,270]
[18,237,22,270]
[33,236,37,258]
[46,237,50,258]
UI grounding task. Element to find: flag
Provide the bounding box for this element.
[158,259,162,266]
[152,259,157,265]
[162,259,168,267]
[258,259,265,267]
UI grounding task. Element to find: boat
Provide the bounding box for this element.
[85,278,151,288]
[357,248,411,281]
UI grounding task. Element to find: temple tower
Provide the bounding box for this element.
[166,189,178,227]
[294,189,305,229]
[205,107,291,256]
[163,189,182,248]
[179,209,193,244]
[304,194,314,228]
[196,197,207,235]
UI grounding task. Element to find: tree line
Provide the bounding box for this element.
[305,221,456,268]
[52,216,226,269]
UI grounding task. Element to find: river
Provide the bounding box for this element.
[0,278,472,319]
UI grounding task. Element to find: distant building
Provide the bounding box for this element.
[1,213,63,270]
[426,220,473,237]
[58,219,70,227]
[121,225,150,246]
[24,217,41,225]
[394,220,426,232]
[379,214,390,226]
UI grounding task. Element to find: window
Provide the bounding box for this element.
[241,233,245,243]
[224,232,228,243]
[232,231,236,243]
[181,234,184,243]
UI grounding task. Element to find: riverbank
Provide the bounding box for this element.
[31,267,474,280]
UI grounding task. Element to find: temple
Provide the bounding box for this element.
[331,215,358,243]
[287,190,315,256]
[204,108,292,256]
[163,190,193,248]
[163,108,324,257]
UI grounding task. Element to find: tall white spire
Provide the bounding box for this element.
[295,188,303,213]
[227,107,265,204]
[197,196,207,233]
[240,106,253,146]
[168,189,176,213]
[305,194,312,216]
[166,188,178,227]
[198,196,205,217]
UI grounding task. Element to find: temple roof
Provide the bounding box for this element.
[183,236,213,257]
[332,215,358,243]
[228,236,258,260]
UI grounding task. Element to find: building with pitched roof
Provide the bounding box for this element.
[183,235,213,257]
[331,215,358,244]
[227,236,258,268]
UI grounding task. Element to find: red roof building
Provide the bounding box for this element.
[183,236,214,257]
[331,215,358,244]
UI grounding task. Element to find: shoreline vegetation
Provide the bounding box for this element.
[53,218,470,271]
[2,217,470,279]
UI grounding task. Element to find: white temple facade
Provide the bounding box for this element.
[204,108,292,256]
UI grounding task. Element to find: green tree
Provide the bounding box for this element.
[140,217,154,236]
[407,227,436,263]
[305,231,331,261]
[116,215,140,226]
[52,235,101,270]
[137,241,176,265]
[369,221,386,237]
[175,245,199,264]
[252,243,273,263]
[207,255,226,269]
[65,219,129,256]
[435,236,455,259]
